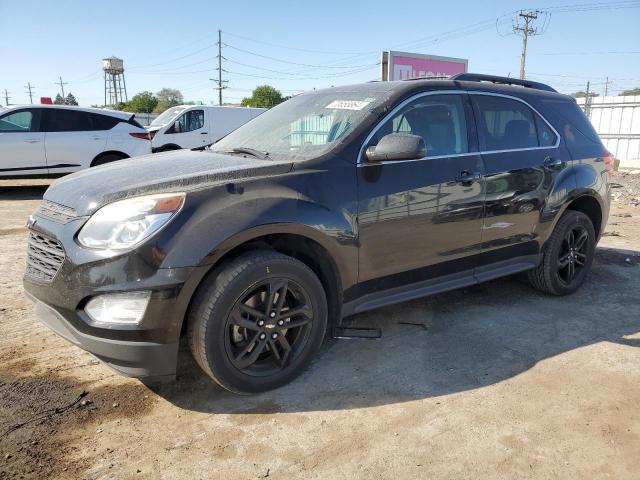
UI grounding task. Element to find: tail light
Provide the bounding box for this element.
[602,149,616,177]
[129,132,151,140]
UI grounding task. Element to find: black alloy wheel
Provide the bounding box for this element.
[188,250,327,394]
[556,225,589,286]
[528,210,596,295]
[226,279,314,375]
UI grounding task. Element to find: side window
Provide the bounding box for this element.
[43,109,91,132]
[0,110,33,132]
[473,95,538,151]
[175,110,204,133]
[536,115,557,147]
[188,110,204,131]
[90,113,121,131]
[371,94,469,157]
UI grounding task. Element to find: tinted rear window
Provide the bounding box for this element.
[539,98,601,145]
[42,109,92,132]
[90,113,121,130]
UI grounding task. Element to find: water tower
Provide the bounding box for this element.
[103,56,128,107]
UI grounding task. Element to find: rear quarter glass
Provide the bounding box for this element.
[537,98,601,145]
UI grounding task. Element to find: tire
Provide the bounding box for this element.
[92,153,126,167]
[528,210,596,295]
[187,250,328,394]
[158,145,180,152]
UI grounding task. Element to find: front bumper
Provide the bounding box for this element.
[22,212,208,380]
[26,291,178,380]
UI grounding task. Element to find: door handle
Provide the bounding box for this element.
[90,136,103,140]
[25,139,40,144]
[454,171,482,185]
[200,132,208,134]
[544,156,564,168]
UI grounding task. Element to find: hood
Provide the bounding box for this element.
[44,150,293,216]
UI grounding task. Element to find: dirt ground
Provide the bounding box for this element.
[1,172,639,480]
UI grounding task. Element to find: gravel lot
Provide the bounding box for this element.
[1,173,639,480]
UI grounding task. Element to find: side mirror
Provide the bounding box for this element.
[365,133,426,163]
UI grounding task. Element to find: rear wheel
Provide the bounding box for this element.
[91,153,127,167]
[528,210,596,295]
[188,251,327,394]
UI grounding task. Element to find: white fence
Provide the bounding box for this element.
[576,95,640,168]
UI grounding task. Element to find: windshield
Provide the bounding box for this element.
[150,106,187,127]
[211,90,388,161]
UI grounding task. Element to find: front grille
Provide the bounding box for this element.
[25,231,65,283]
[37,200,77,223]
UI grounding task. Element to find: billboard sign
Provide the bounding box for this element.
[381,51,468,81]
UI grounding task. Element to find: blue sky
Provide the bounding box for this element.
[1,0,639,106]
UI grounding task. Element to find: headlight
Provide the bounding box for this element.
[78,193,185,250]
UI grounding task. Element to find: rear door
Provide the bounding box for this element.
[0,108,46,176]
[42,108,107,173]
[357,92,485,299]
[471,93,566,278]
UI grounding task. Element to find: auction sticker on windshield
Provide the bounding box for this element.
[325,100,371,110]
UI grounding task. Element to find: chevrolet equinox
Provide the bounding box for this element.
[24,74,612,394]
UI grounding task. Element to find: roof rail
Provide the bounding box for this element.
[449,73,557,93]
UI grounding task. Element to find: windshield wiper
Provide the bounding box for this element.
[229,147,270,160]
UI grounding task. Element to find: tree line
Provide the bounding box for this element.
[104,85,288,114]
[571,87,640,98]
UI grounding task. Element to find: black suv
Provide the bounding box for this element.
[24,74,612,394]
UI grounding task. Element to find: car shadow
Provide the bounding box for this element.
[149,246,640,414]
[0,184,50,201]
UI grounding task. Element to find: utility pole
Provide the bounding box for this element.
[25,82,35,104]
[213,29,227,106]
[2,89,10,106]
[603,76,610,96]
[585,81,591,119]
[513,10,542,80]
[55,76,68,99]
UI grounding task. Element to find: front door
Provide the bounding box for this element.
[470,93,568,279]
[0,108,46,176]
[171,109,207,149]
[356,92,485,301]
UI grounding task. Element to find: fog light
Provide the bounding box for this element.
[84,292,150,325]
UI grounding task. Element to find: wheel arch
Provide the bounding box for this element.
[154,144,181,153]
[180,228,345,338]
[90,150,129,167]
[565,194,603,239]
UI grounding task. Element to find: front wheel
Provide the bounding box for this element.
[528,210,596,295]
[187,251,327,394]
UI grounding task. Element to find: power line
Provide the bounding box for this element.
[224,57,379,78]
[2,89,10,106]
[224,64,379,81]
[222,43,377,69]
[544,0,640,12]
[533,50,640,56]
[222,31,367,56]
[24,82,35,104]
[128,44,213,70]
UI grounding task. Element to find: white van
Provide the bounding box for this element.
[147,105,266,152]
